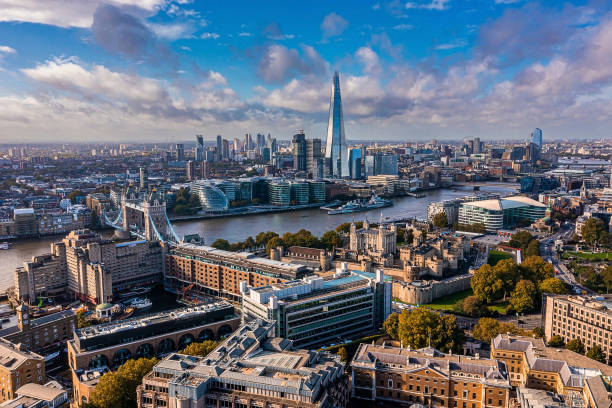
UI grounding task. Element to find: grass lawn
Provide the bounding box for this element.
[488,250,513,266]
[423,289,474,311]
[487,300,509,315]
[562,251,612,261]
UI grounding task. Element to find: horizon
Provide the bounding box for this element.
[1,1,612,142]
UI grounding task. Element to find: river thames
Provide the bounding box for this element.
[0,183,518,291]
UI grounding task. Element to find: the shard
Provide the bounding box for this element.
[325,71,348,178]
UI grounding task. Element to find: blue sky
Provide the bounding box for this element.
[0,0,611,142]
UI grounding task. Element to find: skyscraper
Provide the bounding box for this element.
[216,135,223,161]
[531,128,543,148]
[195,135,204,161]
[348,147,362,179]
[139,167,148,189]
[292,130,307,172]
[306,138,322,178]
[325,71,348,178]
[175,143,185,161]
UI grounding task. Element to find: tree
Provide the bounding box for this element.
[77,310,90,329]
[521,256,554,283]
[581,217,606,246]
[181,340,219,357]
[321,230,342,249]
[493,258,521,299]
[548,335,565,347]
[566,338,585,354]
[397,307,464,353]
[539,278,569,295]
[67,189,84,204]
[509,231,535,251]
[532,326,544,338]
[432,212,448,228]
[471,264,505,303]
[88,358,158,408]
[337,346,349,363]
[461,295,483,317]
[472,318,525,342]
[525,239,541,257]
[509,280,538,314]
[382,313,399,339]
[586,345,606,363]
[266,237,284,255]
[211,239,230,251]
[405,229,414,245]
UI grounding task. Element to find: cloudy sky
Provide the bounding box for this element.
[0,0,611,143]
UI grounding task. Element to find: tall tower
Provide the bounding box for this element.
[530,128,543,148]
[195,135,204,161]
[292,130,307,172]
[325,71,348,178]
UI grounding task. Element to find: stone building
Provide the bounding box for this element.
[399,233,470,278]
[349,219,397,261]
[136,320,349,408]
[282,245,332,270]
[351,343,511,407]
[0,339,45,403]
[393,274,473,305]
[14,246,67,304]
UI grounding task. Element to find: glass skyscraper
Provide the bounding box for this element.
[348,147,362,179]
[530,128,543,148]
[325,71,348,178]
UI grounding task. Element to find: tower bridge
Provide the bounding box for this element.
[103,186,180,244]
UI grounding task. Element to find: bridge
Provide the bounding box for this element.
[103,186,180,244]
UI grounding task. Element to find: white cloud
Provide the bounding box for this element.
[0,0,166,28]
[405,0,450,11]
[238,32,252,37]
[201,32,220,40]
[355,47,381,75]
[435,38,467,50]
[0,45,16,54]
[321,12,349,39]
[148,22,195,40]
[393,24,414,31]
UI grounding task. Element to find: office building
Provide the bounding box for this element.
[221,139,229,159]
[531,128,543,149]
[136,320,349,408]
[215,135,222,161]
[267,181,290,206]
[491,334,612,395]
[189,181,228,212]
[325,71,348,178]
[291,130,307,172]
[195,134,204,161]
[349,147,362,179]
[351,343,511,408]
[0,339,46,402]
[175,144,184,161]
[289,180,309,205]
[14,246,67,304]
[308,180,326,203]
[306,138,322,178]
[67,302,239,371]
[241,267,391,348]
[256,132,266,149]
[164,243,310,302]
[13,209,37,237]
[0,381,68,408]
[543,294,612,364]
[244,133,253,151]
[458,196,546,230]
[185,160,196,181]
[0,304,76,354]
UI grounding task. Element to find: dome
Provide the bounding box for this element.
[96,303,112,310]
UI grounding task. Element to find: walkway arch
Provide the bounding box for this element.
[218,324,233,339]
[157,338,175,355]
[113,348,132,367]
[135,343,155,359]
[198,329,214,341]
[178,333,195,350]
[89,354,109,369]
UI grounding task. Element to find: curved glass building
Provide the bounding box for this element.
[325,71,349,178]
[191,182,229,213]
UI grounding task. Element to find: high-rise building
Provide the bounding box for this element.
[175,143,184,161]
[531,128,543,148]
[216,135,222,161]
[221,139,229,159]
[291,130,307,172]
[244,133,253,150]
[195,135,204,161]
[473,137,482,154]
[325,71,348,178]
[349,147,362,179]
[256,132,266,149]
[306,138,322,178]
[186,160,196,181]
[139,167,148,189]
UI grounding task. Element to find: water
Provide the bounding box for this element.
[1,183,518,292]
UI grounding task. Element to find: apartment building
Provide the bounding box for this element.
[136,320,349,408]
[0,339,45,402]
[542,294,612,364]
[491,334,612,395]
[14,245,67,304]
[350,343,511,408]
[1,381,68,408]
[240,267,391,348]
[164,243,310,302]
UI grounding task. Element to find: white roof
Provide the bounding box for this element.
[463,196,545,211]
[13,208,34,215]
[505,195,546,207]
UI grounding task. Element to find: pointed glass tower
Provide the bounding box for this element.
[325,71,348,178]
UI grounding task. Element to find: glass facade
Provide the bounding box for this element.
[349,147,362,179]
[325,71,349,178]
[531,128,543,148]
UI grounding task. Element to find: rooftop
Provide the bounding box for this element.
[0,339,44,370]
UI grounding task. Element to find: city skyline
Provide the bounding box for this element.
[1,1,612,142]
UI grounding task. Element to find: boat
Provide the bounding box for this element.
[117,286,151,300]
[0,242,9,250]
[327,195,393,215]
[125,297,152,309]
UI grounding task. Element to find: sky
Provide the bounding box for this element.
[1,0,612,143]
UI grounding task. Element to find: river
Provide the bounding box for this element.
[0,183,518,291]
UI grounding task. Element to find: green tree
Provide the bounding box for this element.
[581,217,611,247]
[586,345,606,363]
[472,318,525,342]
[432,212,448,228]
[509,279,538,314]
[337,346,349,363]
[211,239,230,251]
[382,313,399,339]
[539,278,569,295]
[255,231,279,246]
[243,236,256,249]
[525,239,541,257]
[67,189,84,204]
[397,307,464,353]
[88,358,158,408]
[532,326,544,338]
[405,229,414,245]
[461,295,483,317]
[566,338,585,354]
[266,237,284,255]
[321,230,342,249]
[77,310,90,329]
[471,264,504,303]
[494,258,521,299]
[509,231,535,251]
[181,340,219,357]
[521,256,554,283]
[548,335,565,347]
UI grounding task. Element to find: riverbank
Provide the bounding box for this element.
[169,202,324,222]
